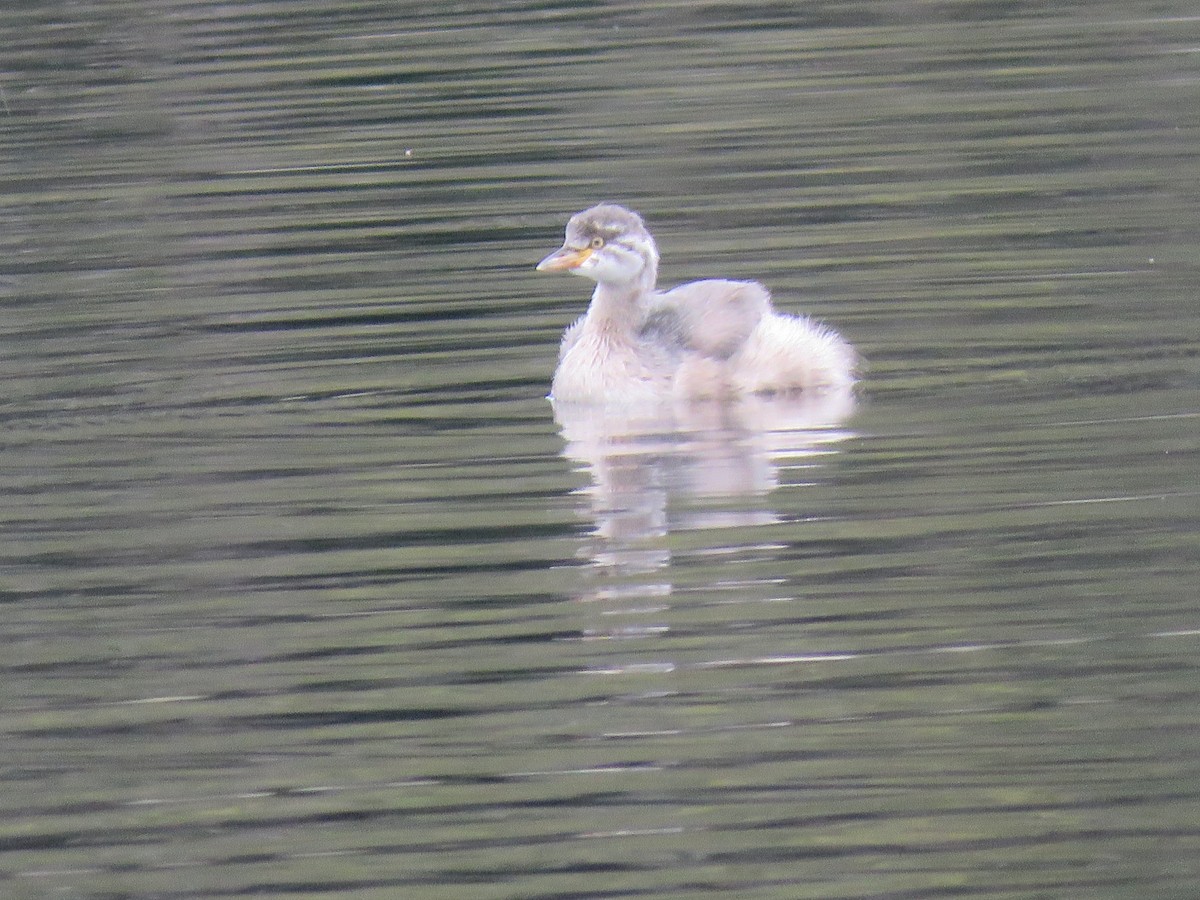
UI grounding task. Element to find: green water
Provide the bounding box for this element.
[1,2,1198,898]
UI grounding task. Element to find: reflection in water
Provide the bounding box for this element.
[557,389,857,634]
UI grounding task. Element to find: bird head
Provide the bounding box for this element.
[537,204,659,289]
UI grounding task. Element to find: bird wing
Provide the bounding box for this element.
[641,279,771,360]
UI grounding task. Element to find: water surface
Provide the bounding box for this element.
[2,2,1198,898]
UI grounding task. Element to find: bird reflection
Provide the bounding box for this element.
[556,389,857,635]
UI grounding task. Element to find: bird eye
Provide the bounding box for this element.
[589,236,605,249]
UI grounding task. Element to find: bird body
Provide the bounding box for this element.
[537,204,857,404]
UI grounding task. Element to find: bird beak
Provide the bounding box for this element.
[537,245,592,273]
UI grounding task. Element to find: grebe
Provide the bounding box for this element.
[537,204,857,404]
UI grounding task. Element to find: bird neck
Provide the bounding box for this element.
[582,270,656,343]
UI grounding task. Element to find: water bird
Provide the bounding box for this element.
[537,203,857,404]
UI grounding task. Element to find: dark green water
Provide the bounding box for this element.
[2,2,1198,898]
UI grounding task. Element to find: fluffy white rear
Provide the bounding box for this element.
[730,312,858,394]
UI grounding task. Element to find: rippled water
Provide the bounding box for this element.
[3,2,1199,898]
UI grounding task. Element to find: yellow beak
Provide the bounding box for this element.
[536,245,593,272]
